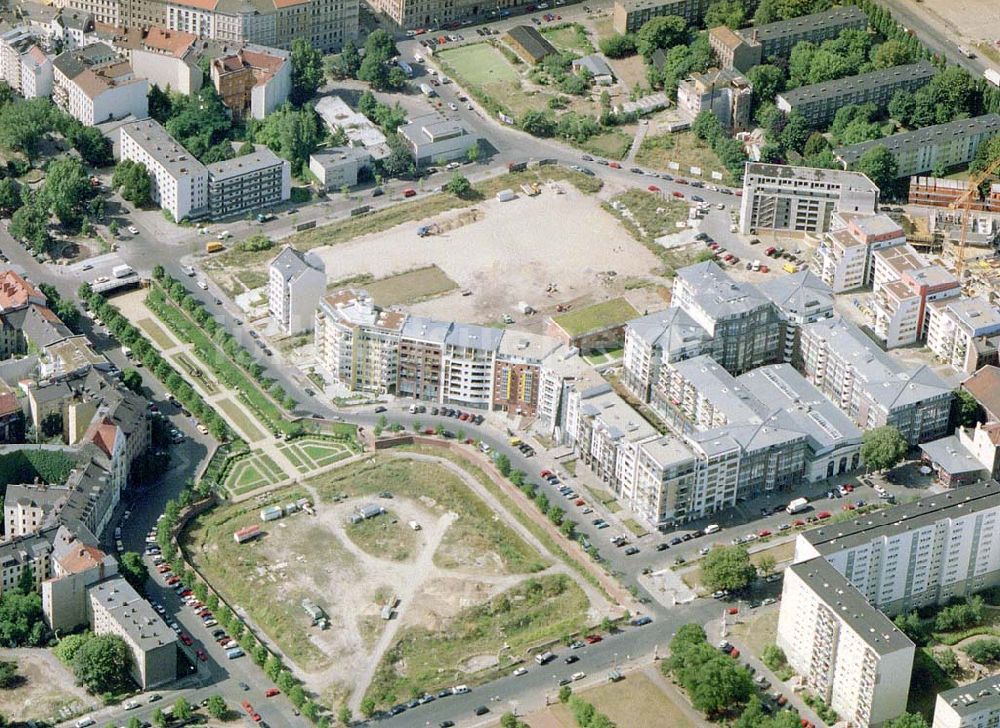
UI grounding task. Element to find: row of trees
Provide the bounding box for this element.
[557,686,615,727]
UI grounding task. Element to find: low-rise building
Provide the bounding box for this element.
[612,0,711,34]
[571,53,614,85]
[87,576,177,688]
[210,44,290,120]
[503,24,557,64]
[926,297,1000,374]
[309,147,372,190]
[205,146,290,219]
[836,114,1000,179]
[53,42,148,125]
[742,6,866,62]
[739,163,880,236]
[314,95,390,160]
[918,424,996,488]
[676,67,752,132]
[776,61,936,128]
[268,245,326,335]
[397,112,478,167]
[799,316,952,445]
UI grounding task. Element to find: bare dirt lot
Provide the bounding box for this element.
[916,0,1000,46]
[0,648,93,723]
[308,185,663,329]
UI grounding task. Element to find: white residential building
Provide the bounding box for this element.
[309,147,372,190]
[739,163,879,236]
[813,212,906,293]
[933,674,1000,728]
[119,119,207,223]
[205,147,290,220]
[0,28,53,99]
[315,95,390,159]
[52,43,148,125]
[778,558,914,727]
[128,27,202,96]
[268,246,326,335]
[441,323,503,410]
[757,270,834,365]
[926,297,1000,374]
[620,308,709,403]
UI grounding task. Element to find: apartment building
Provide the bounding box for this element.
[757,270,834,366]
[707,26,761,74]
[0,531,51,597]
[536,349,595,441]
[933,672,1000,728]
[630,433,700,530]
[126,27,202,96]
[397,316,451,402]
[777,61,936,128]
[0,28,53,99]
[799,316,952,444]
[493,332,562,417]
[836,114,1000,179]
[926,297,1000,374]
[813,212,906,293]
[612,0,711,33]
[670,261,784,375]
[398,113,479,167]
[88,576,177,688]
[52,10,95,50]
[676,68,753,132]
[739,163,880,236]
[52,43,148,125]
[442,324,504,410]
[210,44,290,120]
[205,147,290,219]
[119,119,207,222]
[42,527,117,632]
[621,308,710,403]
[268,245,326,336]
[871,244,960,349]
[777,558,914,727]
[314,289,405,394]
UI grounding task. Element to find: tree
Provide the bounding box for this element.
[761,644,787,672]
[121,368,143,395]
[40,411,63,439]
[861,425,908,472]
[558,685,572,703]
[119,552,149,592]
[779,113,811,154]
[205,695,227,719]
[494,452,511,476]
[41,157,91,229]
[692,109,724,144]
[803,132,830,157]
[704,0,746,28]
[873,39,916,69]
[0,591,45,646]
[148,84,172,123]
[444,173,473,199]
[72,634,132,693]
[955,389,985,428]
[735,696,769,728]
[961,636,1000,664]
[599,33,637,58]
[520,110,556,137]
[72,126,113,167]
[112,160,151,207]
[700,544,757,592]
[172,698,192,721]
[290,38,324,106]
[636,15,687,59]
[936,647,960,676]
[855,144,897,192]
[360,697,376,718]
[889,89,916,126]
[883,713,931,728]
[165,86,233,162]
[252,103,320,177]
[0,661,18,689]
[340,40,361,78]
[756,554,776,577]
[55,632,92,664]
[0,98,53,159]
[746,65,784,109]
[0,178,21,217]
[338,704,352,725]
[151,708,165,728]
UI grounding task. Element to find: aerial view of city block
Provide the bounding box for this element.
[3,0,1000,726]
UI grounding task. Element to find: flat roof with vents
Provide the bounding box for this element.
[778,60,935,107]
[938,673,1000,716]
[120,118,207,180]
[835,113,1000,168]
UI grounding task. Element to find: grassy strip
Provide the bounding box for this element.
[216,398,267,443]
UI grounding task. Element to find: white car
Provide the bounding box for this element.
[127,225,139,234]
[197,424,209,435]
[448,102,457,110]
[123,700,140,711]
[197,279,208,290]
[571,671,586,681]
[512,667,528,676]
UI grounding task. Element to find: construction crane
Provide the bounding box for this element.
[950,155,1000,280]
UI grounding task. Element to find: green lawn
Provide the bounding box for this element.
[636,131,735,186]
[174,352,219,395]
[223,452,288,496]
[137,317,176,350]
[552,297,639,337]
[541,23,595,54]
[579,129,634,160]
[216,397,266,443]
[549,672,695,728]
[364,265,457,307]
[435,43,520,86]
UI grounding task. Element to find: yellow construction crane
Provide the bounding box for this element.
[950,155,1000,280]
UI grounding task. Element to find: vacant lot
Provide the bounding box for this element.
[636,132,734,186]
[363,265,457,307]
[552,297,639,337]
[914,0,1000,45]
[0,649,93,724]
[541,23,595,54]
[606,190,691,243]
[579,129,634,160]
[346,510,420,562]
[536,670,698,728]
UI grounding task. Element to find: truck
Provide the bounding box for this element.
[420,83,435,97]
[256,212,275,223]
[112,264,134,279]
[535,651,556,665]
[205,241,225,253]
[985,69,1000,88]
[496,189,515,202]
[786,497,809,515]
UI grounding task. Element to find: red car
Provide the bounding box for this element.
[180,589,192,597]
[574,499,585,506]
[585,634,603,644]
[242,700,253,714]
[817,511,832,519]
[759,265,770,273]
[265,688,281,698]
[730,647,740,658]
[196,649,207,662]
[675,178,688,185]
[608,162,621,169]
[843,484,854,492]
[842,503,856,511]
[413,27,426,34]
[647,184,661,193]
[540,470,553,478]
[734,189,743,196]
[672,191,684,198]
[708,242,719,250]
[726,607,738,615]
[403,188,416,198]
[166,576,179,585]
[723,254,734,262]
[793,519,805,527]
[157,564,170,573]
[758,529,771,538]
[179,633,192,646]
[252,713,262,722]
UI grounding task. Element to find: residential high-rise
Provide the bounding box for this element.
[926,297,1000,374]
[621,308,709,403]
[119,119,207,223]
[933,673,1000,728]
[756,270,834,366]
[813,212,906,293]
[267,246,326,336]
[205,147,291,219]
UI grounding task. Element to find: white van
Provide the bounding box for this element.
[76,718,96,728]
[704,524,720,535]
[453,684,470,694]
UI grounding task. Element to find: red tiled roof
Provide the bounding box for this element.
[90,419,118,457]
[964,366,1000,420]
[59,544,106,574]
[0,392,18,418]
[0,270,44,311]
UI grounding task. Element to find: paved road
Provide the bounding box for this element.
[873,0,991,75]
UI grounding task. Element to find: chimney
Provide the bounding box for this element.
[751,29,759,44]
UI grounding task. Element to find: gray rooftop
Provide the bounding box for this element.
[626,308,710,357]
[674,261,771,321]
[121,119,207,180]
[788,557,913,655]
[504,24,557,61]
[757,270,834,320]
[778,60,936,108]
[52,42,115,80]
[919,435,986,476]
[745,162,879,192]
[88,575,178,652]
[497,331,562,362]
[444,322,504,352]
[399,113,472,146]
[835,114,1000,167]
[932,296,1000,337]
[670,355,761,424]
[573,53,614,78]
[936,673,1000,717]
[802,317,951,410]
[639,434,696,468]
[580,389,658,443]
[739,5,866,44]
[400,316,452,345]
[270,245,321,283]
[802,480,1000,556]
[206,147,285,181]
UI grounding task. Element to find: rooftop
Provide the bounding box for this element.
[934,297,1000,337]
[640,434,696,467]
[88,575,178,652]
[445,322,504,351]
[963,365,1000,419]
[788,557,913,654]
[580,388,658,443]
[400,316,452,345]
[206,147,285,181]
[504,25,557,62]
[708,25,747,51]
[835,114,1000,167]
[121,119,207,180]
[551,297,640,337]
[738,5,866,44]
[745,163,880,193]
[919,435,985,476]
[674,261,771,321]
[626,308,710,357]
[778,61,935,107]
[757,270,834,319]
[269,245,323,282]
[140,27,197,57]
[844,212,904,239]
[497,331,562,362]
[0,270,45,312]
[399,113,472,146]
[320,289,405,332]
[572,53,614,78]
[873,243,926,277]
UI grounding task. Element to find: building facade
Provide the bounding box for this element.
[205,147,291,219]
[268,245,326,336]
[210,44,290,120]
[398,113,478,167]
[119,119,207,222]
[813,212,906,293]
[53,43,148,125]
[612,0,711,34]
[926,297,1000,374]
[621,308,710,403]
[933,673,1000,728]
[676,68,752,131]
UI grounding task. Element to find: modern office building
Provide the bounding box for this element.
[119,119,207,223]
[799,316,953,445]
[612,0,711,34]
[205,147,290,219]
[397,112,478,167]
[739,163,880,235]
[210,44,290,120]
[813,212,906,293]
[926,297,1000,374]
[268,246,326,336]
[757,270,834,365]
[836,114,1000,178]
[621,308,710,403]
[777,558,914,728]
[933,672,1000,728]
[670,261,784,375]
[776,61,936,127]
[52,43,148,125]
[676,67,753,131]
[87,576,177,688]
